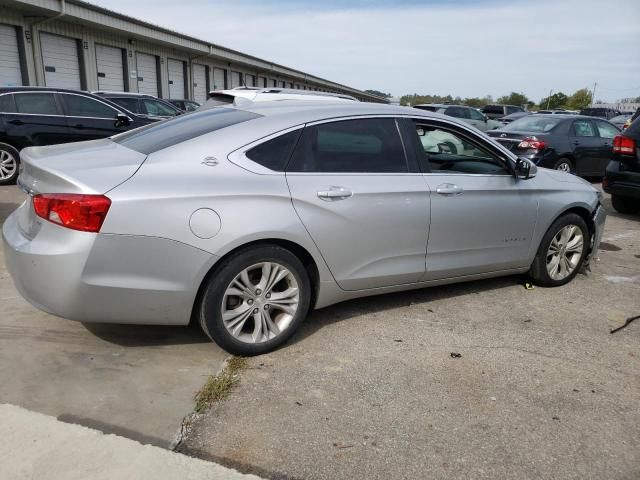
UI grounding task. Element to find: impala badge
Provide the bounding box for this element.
[202,157,219,167]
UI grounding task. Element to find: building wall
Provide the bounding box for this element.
[0,1,385,102]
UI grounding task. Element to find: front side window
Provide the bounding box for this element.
[595,120,618,139]
[288,118,408,173]
[142,99,179,116]
[62,94,117,118]
[469,108,485,121]
[572,120,596,137]
[246,130,301,171]
[14,93,58,115]
[412,121,510,175]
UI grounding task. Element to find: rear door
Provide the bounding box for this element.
[5,91,70,147]
[59,92,127,142]
[569,119,601,175]
[286,117,430,290]
[406,118,538,279]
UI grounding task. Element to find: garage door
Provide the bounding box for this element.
[167,59,185,99]
[136,52,158,97]
[40,32,81,89]
[212,68,225,90]
[231,71,241,88]
[0,24,23,86]
[95,44,124,91]
[192,63,207,104]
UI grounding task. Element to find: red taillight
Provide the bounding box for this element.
[612,135,636,155]
[517,136,547,150]
[33,193,111,232]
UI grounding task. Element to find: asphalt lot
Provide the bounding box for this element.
[179,188,640,479]
[0,185,228,448]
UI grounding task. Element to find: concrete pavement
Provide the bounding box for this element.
[0,404,261,480]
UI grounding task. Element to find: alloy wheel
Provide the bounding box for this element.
[0,149,17,180]
[221,262,300,344]
[546,225,584,280]
[556,162,572,173]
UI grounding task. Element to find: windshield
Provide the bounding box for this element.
[503,116,561,132]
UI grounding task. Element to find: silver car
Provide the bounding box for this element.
[3,101,606,355]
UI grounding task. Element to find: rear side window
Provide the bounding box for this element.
[62,94,117,118]
[0,94,16,113]
[113,107,261,154]
[14,93,58,115]
[288,118,408,173]
[246,130,301,171]
[595,120,618,139]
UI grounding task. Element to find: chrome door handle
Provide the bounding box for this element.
[317,186,353,201]
[436,183,464,196]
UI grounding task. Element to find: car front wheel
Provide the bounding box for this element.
[0,143,20,185]
[199,245,311,356]
[529,213,589,287]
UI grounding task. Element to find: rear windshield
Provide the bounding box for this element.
[113,107,261,154]
[503,116,561,133]
[626,116,640,136]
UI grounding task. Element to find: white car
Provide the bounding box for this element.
[205,87,358,107]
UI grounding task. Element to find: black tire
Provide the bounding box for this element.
[529,213,589,287]
[611,194,640,214]
[552,157,574,173]
[199,244,311,356]
[0,143,20,185]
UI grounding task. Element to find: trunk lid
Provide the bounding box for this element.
[18,138,147,196]
[487,130,547,152]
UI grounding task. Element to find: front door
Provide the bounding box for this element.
[406,119,539,280]
[59,92,127,142]
[286,117,430,291]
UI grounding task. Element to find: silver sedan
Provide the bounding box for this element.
[3,101,605,355]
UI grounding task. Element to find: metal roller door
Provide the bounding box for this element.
[0,24,23,86]
[136,52,158,97]
[95,44,124,91]
[230,71,241,88]
[212,68,225,90]
[40,32,81,89]
[167,59,185,99]
[192,63,207,104]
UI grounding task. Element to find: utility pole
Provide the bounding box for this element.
[546,89,552,109]
[591,82,597,106]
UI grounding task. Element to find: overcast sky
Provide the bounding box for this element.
[93,0,640,102]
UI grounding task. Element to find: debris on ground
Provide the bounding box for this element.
[524,282,535,290]
[610,315,640,334]
[450,352,462,359]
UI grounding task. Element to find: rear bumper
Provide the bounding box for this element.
[603,162,640,199]
[3,211,217,325]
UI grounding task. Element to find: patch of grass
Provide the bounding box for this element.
[194,356,248,413]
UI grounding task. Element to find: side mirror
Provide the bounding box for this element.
[515,157,536,179]
[484,115,489,122]
[115,113,131,127]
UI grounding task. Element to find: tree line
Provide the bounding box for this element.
[395,88,597,110]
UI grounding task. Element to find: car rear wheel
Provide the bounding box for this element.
[553,158,574,173]
[0,143,20,185]
[199,245,311,356]
[529,213,588,287]
[611,195,640,214]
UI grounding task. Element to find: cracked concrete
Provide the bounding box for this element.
[180,188,640,480]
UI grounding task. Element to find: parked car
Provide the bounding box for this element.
[499,111,531,125]
[609,114,632,130]
[481,104,525,119]
[603,116,640,214]
[487,114,620,176]
[167,99,200,112]
[579,107,621,120]
[93,91,182,119]
[206,87,358,106]
[413,104,502,131]
[3,101,605,356]
[0,87,156,185]
[536,109,571,114]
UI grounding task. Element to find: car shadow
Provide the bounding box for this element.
[289,274,525,346]
[0,201,21,224]
[82,320,210,347]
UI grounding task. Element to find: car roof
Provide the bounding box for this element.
[0,86,97,95]
[92,91,156,97]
